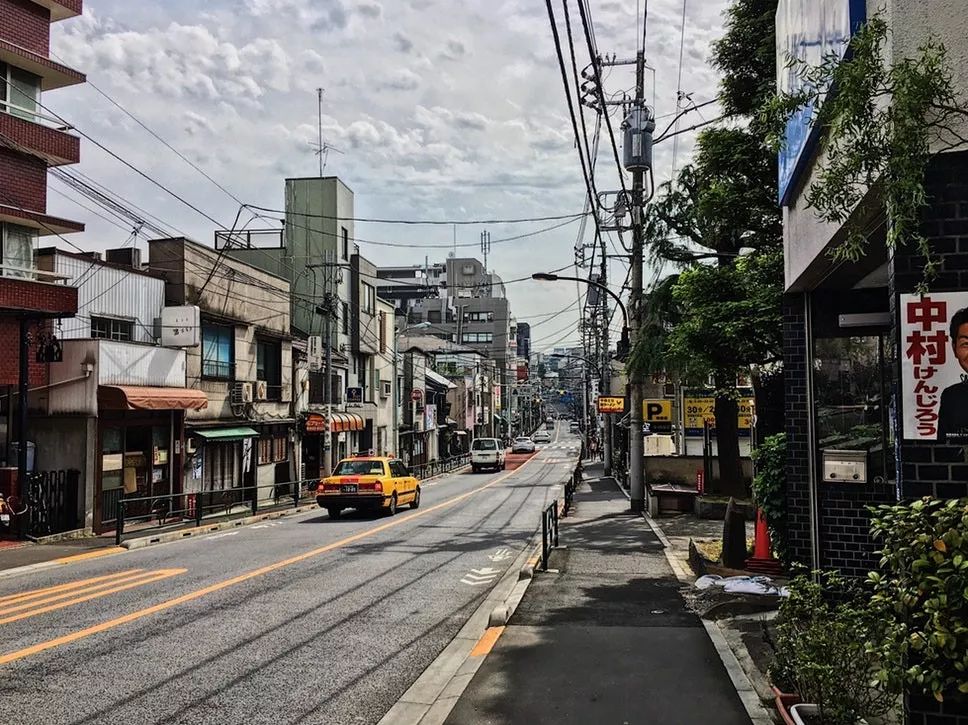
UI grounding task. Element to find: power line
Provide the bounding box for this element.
[243,203,588,226]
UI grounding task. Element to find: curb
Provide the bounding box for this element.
[122,502,320,550]
[625,479,775,725]
[377,537,544,725]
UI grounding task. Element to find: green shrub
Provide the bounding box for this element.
[770,571,901,724]
[751,433,787,563]
[868,497,968,702]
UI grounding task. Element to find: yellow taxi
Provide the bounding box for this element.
[315,456,420,519]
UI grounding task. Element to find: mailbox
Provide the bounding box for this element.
[821,449,868,483]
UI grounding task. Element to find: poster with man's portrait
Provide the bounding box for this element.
[901,294,968,442]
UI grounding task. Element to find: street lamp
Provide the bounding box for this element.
[531,272,630,355]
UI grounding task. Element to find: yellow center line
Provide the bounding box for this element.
[0,569,186,626]
[470,626,506,657]
[1,570,165,617]
[0,570,143,608]
[0,456,537,667]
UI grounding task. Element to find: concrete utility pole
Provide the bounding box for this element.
[628,50,650,514]
[599,231,613,477]
[312,255,339,478]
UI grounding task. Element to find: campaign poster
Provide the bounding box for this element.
[900,293,968,442]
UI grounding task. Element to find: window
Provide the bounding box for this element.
[0,63,40,122]
[472,438,498,451]
[256,339,281,399]
[202,324,234,379]
[341,227,349,260]
[335,459,387,476]
[428,310,442,324]
[464,311,494,323]
[258,435,288,464]
[407,311,423,324]
[462,332,493,344]
[390,461,409,478]
[1,223,35,278]
[342,301,349,335]
[361,283,376,314]
[91,316,133,342]
[378,311,387,353]
[202,442,239,492]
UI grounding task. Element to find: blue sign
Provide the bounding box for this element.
[776,0,866,204]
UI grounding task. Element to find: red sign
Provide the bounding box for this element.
[696,469,704,495]
[305,414,326,433]
[411,389,424,401]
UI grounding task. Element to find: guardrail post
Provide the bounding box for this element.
[115,497,124,546]
[553,500,559,547]
[541,509,549,570]
[251,488,258,516]
[196,492,203,527]
[293,481,300,508]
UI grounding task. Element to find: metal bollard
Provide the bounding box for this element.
[115,498,124,546]
[251,489,258,516]
[196,493,203,528]
[553,500,559,547]
[541,510,549,570]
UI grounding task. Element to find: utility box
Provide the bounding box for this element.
[623,106,656,171]
[821,449,868,483]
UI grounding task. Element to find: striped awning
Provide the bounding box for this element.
[331,412,365,432]
[304,412,366,433]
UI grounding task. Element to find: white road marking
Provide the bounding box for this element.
[207,531,240,540]
[488,548,513,562]
[461,566,501,586]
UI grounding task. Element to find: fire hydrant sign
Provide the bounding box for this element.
[900,293,968,442]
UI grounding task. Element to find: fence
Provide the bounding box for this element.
[21,469,80,538]
[114,479,318,545]
[407,454,470,481]
[538,462,583,571]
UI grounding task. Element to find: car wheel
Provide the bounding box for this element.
[328,507,342,520]
[387,493,398,516]
[410,487,421,509]
[472,465,479,473]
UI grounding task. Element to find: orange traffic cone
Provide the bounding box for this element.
[745,507,783,575]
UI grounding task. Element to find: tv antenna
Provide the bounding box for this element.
[310,88,343,175]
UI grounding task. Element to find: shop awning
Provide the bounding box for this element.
[192,427,259,441]
[98,385,208,411]
[331,412,365,432]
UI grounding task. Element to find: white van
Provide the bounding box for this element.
[470,437,506,473]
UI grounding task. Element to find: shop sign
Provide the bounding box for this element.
[424,404,437,431]
[192,449,203,480]
[346,387,363,404]
[900,293,968,442]
[776,0,866,203]
[596,396,626,414]
[683,393,755,437]
[411,389,424,402]
[305,414,327,433]
[643,399,672,422]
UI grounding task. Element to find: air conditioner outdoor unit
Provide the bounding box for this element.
[255,380,268,401]
[231,382,253,405]
[381,379,391,398]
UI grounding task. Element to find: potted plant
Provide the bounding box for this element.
[770,571,900,724]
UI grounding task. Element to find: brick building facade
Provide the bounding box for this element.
[0,0,84,484]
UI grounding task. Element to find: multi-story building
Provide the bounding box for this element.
[148,237,295,507]
[375,261,445,314]
[32,246,206,533]
[0,0,84,494]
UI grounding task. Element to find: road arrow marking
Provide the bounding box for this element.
[460,578,492,586]
[488,548,513,562]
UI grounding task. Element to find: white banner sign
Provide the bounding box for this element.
[900,293,968,441]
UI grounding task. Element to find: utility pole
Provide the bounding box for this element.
[599,230,613,476]
[627,49,653,514]
[312,254,340,477]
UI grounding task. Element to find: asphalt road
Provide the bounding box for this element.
[0,425,580,725]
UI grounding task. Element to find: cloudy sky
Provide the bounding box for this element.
[46,0,731,351]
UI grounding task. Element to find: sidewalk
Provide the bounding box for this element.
[445,469,754,725]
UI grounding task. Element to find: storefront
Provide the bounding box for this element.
[95,385,207,533]
[301,412,365,479]
[184,425,259,514]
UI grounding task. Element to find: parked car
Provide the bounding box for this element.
[532,430,551,444]
[511,436,536,453]
[471,437,506,472]
[315,456,419,519]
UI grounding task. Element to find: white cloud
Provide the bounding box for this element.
[48,0,731,337]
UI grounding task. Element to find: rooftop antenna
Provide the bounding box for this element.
[310,88,343,175]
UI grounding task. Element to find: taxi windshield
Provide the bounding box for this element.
[333,460,385,476]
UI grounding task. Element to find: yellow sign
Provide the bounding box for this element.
[684,397,755,431]
[643,399,672,422]
[596,396,626,414]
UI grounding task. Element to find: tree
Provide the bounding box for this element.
[636,0,784,497]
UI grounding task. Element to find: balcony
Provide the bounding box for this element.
[0,204,83,236]
[0,270,76,316]
[0,38,84,91]
[0,109,79,165]
[31,0,83,21]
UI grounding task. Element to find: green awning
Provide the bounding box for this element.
[192,427,259,441]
